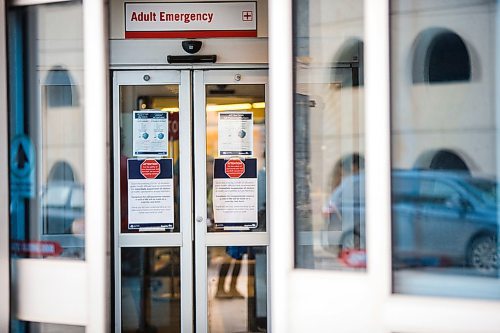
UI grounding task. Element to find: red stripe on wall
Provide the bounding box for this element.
[125,30,257,38]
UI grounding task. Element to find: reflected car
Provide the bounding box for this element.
[42,181,85,235]
[324,170,498,274]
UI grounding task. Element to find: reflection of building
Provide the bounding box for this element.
[289,0,500,332]
[392,3,497,176]
[298,0,498,245]
[38,4,84,184]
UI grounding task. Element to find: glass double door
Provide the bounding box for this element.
[113,69,268,333]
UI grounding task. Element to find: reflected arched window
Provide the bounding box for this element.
[412,28,471,84]
[48,160,76,182]
[44,65,79,107]
[413,149,470,174]
[331,38,364,87]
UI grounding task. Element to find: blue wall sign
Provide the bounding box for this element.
[10,135,35,198]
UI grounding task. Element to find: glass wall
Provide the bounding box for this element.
[293,0,365,270]
[7,1,85,332]
[8,1,84,259]
[391,0,500,299]
[7,0,85,329]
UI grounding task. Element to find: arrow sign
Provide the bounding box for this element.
[16,143,28,170]
[11,135,34,178]
[10,135,35,198]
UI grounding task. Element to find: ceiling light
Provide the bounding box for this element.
[206,103,252,112]
[161,107,180,112]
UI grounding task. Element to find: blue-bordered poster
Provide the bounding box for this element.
[218,112,253,156]
[127,158,174,230]
[133,110,168,157]
[212,157,258,229]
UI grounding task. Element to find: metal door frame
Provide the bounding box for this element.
[269,0,500,331]
[0,0,10,330]
[113,68,269,333]
[2,0,109,329]
[112,70,193,333]
[193,69,270,332]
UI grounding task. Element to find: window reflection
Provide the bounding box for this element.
[45,66,80,107]
[8,1,85,260]
[412,28,472,84]
[391,0,500,298]
[392,170,497,274]
[325,156,365,262]
[293,0,365,270]
[43,180,84,235]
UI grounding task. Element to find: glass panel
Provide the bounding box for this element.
[7,0,85,329]
[391,0,500,299]
[7,1,84,260]
[293,0,365,270]
[121,247,180,333]
[119,85,180,233]
[207,246,267,332]
[205,84,267,232]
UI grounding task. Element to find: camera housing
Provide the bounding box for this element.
[182,40,202,54]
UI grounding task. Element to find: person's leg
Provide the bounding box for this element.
[216,260,231,298]
[228,259,244,298]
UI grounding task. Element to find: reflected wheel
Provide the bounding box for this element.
[467,234,498,275]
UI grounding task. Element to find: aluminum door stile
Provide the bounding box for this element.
[112,70,193,333]
[179,70,194,333]
[193,69,270,332]
[193,69,208,333]
[0,0,9,329]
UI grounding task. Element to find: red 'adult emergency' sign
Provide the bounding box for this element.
[140,159,161,179]
[224,158,245,178]
[125,2,257,38]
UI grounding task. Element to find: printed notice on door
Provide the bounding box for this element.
[133,110,168,157]
[212,157,257,229]
[127,158,174,231]
[218,112,253,156]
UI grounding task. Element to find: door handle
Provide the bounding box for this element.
[196,216,204,223]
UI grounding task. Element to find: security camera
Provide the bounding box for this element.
[182,40,202,54]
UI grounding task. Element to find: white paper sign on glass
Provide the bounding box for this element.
[218,112,253,157]
[212,157,258,230]
[127,158,174,231]
[125,2,257,38]
[133,110,169,157]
